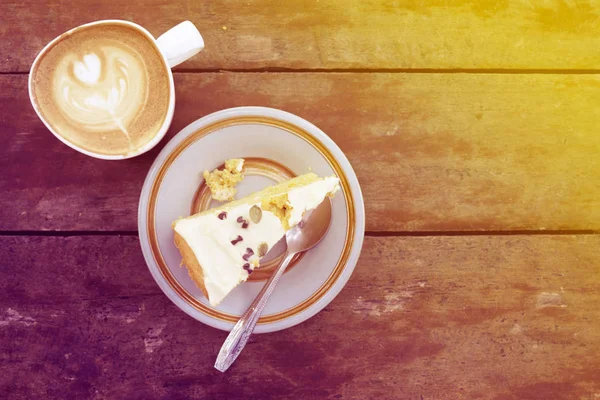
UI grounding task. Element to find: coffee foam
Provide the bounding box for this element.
[31,23,171,156]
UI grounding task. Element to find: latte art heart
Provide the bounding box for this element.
[73,53,102,84]
[55,49,146,144]
[30,23,171,156]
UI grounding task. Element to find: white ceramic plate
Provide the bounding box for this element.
[138,107,365,333]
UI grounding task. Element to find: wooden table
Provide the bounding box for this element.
[2,1,600,399]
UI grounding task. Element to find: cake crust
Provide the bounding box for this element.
[173,230,209,299]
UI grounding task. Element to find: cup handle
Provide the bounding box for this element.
[156,21,204,68]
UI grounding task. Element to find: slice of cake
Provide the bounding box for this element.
[203,158,245,201]
[173,173,340,306]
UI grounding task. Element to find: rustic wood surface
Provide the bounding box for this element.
[1,0,599,399]
[1,235,599,399]
[2,73,599,232]
[5,0,600,71]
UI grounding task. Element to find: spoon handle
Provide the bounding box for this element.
[214,252,296,372]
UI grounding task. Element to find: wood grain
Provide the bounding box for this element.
[1,235,599,399]
[4,0,600,72]
[2,73,599,232]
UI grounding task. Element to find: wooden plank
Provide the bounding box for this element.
[1,235,599,399]
[4,0,600,72]
[2,72,600,232]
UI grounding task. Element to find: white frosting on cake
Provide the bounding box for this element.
[287,178,340,226]
[174,176,340,306]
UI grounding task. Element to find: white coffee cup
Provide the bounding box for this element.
[28,20,204,160]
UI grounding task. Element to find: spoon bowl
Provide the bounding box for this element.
[285,199,332,254]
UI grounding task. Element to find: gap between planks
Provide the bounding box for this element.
[4,68,600,75]
[0,230,597,237]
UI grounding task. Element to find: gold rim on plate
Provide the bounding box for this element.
[146,116,356,324]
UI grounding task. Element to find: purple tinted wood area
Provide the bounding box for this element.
[1,236,599,399]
